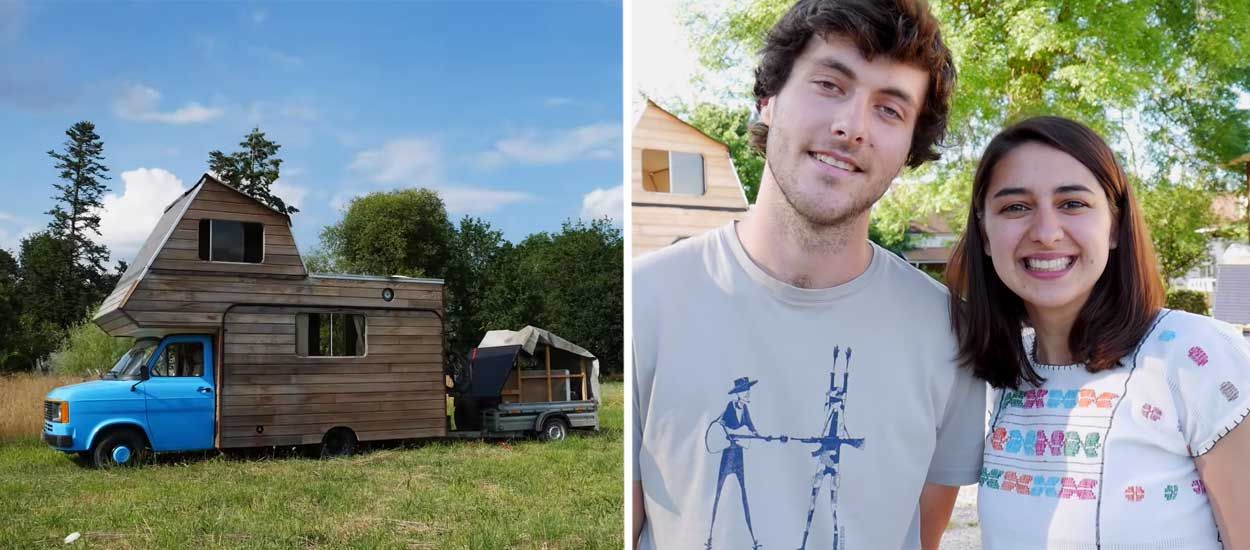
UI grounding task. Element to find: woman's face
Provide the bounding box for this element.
[981,142,1117,321]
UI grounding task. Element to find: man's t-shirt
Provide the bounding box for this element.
[632,223,986,550]
[978,310,1250,549]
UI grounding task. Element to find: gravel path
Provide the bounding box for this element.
[939,485,981,549]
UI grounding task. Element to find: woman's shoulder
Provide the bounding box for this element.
[1150,309,1245,346]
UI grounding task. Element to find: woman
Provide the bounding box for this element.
[945,116,1250,548]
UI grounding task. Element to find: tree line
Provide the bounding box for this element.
[1,124,623,377]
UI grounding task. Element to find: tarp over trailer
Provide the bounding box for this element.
[477,326,601,404]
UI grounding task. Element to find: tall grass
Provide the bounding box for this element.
[48,321,132,376]
[0,373,90,440]
[0,382,625,549]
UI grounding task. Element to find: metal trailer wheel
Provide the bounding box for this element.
[91,429,148,468]
[539,417,568,442]
[320,428,357,458]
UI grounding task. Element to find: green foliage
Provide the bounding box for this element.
[444,217,510,356]
[477,219,624,376]
[320,189,453,278]
[676,102,765,202]
[48,320,132,376]
[1166,288,1210,316]
[45,121,111,275]
[1138,182,1215,283]
[208,127,297,215]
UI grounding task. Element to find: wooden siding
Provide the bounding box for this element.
[106,272,443,336]
[147,178,308,279]
[217,305,446,448]
[632,204,745,257]
[631,101,747,210]
[631,100,749,257]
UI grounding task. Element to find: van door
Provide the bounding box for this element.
[142,335,215,451]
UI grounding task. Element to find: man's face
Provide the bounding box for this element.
[759,35,928,226]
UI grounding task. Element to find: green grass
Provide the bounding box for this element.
[0,382,623,549]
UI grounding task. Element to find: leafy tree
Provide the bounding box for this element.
[208,127,298,214]
[46,121,112,294]
[444,216,509,357]
[319,189,453,278]
[49,319,133,376]
[478,219,624,376]
[0,249,21,371]
[1138,181,1215,284]
[675,102,765,202]
[1166,288,1210,316]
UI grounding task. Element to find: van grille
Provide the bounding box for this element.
[44,401,58,422]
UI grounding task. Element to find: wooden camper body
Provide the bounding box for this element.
[631,99,750,257]
[93,174,446,448]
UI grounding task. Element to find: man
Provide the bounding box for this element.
[632,0,986,548]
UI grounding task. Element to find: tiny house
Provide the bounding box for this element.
[631,98,750,257]
[42,174,447,466]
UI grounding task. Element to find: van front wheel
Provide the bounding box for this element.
[91,430,147,468]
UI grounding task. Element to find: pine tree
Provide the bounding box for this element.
[207,127,298,214]
[46,121,111,275]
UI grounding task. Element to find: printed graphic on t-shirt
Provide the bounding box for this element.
[702,346,865,550]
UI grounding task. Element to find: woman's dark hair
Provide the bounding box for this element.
[749,0,955,168]
[944,116,1164,389]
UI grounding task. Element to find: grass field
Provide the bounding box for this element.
[0,380,624,549]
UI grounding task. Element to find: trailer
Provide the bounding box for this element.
[41,174,450,467]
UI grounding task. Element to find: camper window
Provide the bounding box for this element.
[198,219,264,263]
[296,313,366,357]
[641,149,705,195]
[150,342,205,378]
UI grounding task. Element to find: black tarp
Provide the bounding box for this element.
[468,345,522,399]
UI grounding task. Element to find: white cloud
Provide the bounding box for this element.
[251,8,268,24]
[250,46,302,67]
[545,97,574,107]
[349,138,441,183]
[0,212,17,223]
[478,122,620,167]
[439,187,534,215]
[579,185,623,223]
[271,180,308,210]
[115,84,224,124]
[96,168,189,262]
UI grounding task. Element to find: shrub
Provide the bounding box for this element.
[48,321,132,376]
[1166,288,1210,316]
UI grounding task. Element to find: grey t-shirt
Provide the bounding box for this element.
[633,223,986,549]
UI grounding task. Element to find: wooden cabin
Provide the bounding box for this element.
[631,98,750,257]
[93,173,446,448]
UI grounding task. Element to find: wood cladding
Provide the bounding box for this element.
[631,100,749,257]
[217,305,446,448]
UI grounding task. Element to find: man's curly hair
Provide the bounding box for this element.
[750,0,955,168]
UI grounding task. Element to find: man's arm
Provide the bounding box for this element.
[632,480,645,548]
[919,482,959,550]
[1195,420,1250,547]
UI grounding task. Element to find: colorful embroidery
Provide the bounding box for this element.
[1192,480,1206,494]
[991,427,1102,458]
[1124,486,1145,502]
[1160,330,1176,342]
[1141,403,1163,422]
[1189,346,1209,366]
[1165,484,1179,501]
[1220,381,1239,401]
[979,468,1096,500]
[1004,389,1117,409]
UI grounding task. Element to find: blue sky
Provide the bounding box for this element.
[0,1,623,266]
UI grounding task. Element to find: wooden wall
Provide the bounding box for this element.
[150,178,307,278]
[217,305,445,448]
[632,100,748,257]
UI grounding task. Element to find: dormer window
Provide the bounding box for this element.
[198,219,263,263]
[641,149,705,195]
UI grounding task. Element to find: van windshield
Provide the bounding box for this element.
[103,339,158,380]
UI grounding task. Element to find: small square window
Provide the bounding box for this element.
[641,149,705,195]
[296,313,366,357]
[198,219,263,263]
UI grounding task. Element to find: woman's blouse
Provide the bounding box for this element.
[979,309,1250,549]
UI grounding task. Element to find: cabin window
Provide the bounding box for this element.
[150,342,204,378]
[198,219,264,263]
[641,149,705,195]
[296,313,366,357]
